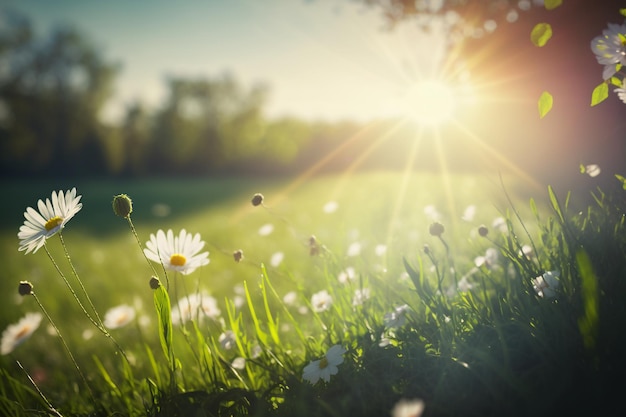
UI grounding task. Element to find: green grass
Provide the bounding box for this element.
[1,170,624,417]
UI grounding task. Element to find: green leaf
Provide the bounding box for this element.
[590,82,608,106]
[576,250,599,350]
[244,280,268,346]
[615,174,626,190]
[620,8,626,17]
[531,23,552,47]
[538,91,553,118]
[544,0,562,10]
[260,265,280,345]
[153,285,173,361]
[610,76,623,87]
[579,163,586,174]
[548,185,565,223]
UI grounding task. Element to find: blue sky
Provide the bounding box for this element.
[4,0,450,123]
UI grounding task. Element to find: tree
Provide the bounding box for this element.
[149,73,269,175]
[0,11,119,177]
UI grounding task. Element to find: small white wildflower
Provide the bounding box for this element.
[424,204,441,221]
[457,276,473,292]
[1,312,43,355]
[270,251,284,267]
[591,21,626,80]
[311,290,333,313]
[492,217,507,233]
[615,78,626,104]
[585,164,601,178]
[323,201,338,213]
[302,345,346,384]
[219,330,236,350]
[532,270,560,298]
[391,398,425,417]
[258,223,274,236]
[232,357,246,370]
[347,242,362,257]
[172,293,221,324]
[384,305,410,329]
[338,267,357,284]
[462,205,476,221]
[352,288,371,306]
[103,304,136,329]
[283,291,298,306]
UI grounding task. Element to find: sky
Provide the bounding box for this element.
[4,0,458,123]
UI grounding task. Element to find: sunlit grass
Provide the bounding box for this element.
[1,171,624,416]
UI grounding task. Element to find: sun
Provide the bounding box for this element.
[402,79,456,126]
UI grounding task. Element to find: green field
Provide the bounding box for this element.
[1,171,624,417]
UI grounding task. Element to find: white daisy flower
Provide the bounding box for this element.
[144,229,209,275]
[492,216,508,233]
[257,223,274,236]
[232,357,246,370]
[474,247,499,269]
[384,304,410,329]
[461,205,476,222]
[270,251,284,267]
[347,242,362,257]
[302,344,346,384]
[311,290,333,313]
[615,78,626,104]
[585,164,602,178]
[103,304,136,329]
[457,276,473,293]
[391,398,425,417]
[171,293,221,325]
[352,288,371,306]
[282,291,298,306]
[219,330,236,350]
[532,270,560,298]
[591,21,626,79]
[1,312,43,355]
[338,267,357,284]
[18,188,83,254]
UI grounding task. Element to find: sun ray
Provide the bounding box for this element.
[384,126,425,261]
[327,119,409,200]
[451,120,544,193]
[433,129,461,242]
[231,121,385,222]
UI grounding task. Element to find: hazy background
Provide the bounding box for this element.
[1,0,624,189]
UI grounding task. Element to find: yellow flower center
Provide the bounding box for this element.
[170,254,187,266]
[44,216,63,232]
[15,325,31,339]
[319,357,329,369]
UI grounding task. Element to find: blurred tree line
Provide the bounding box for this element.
[0,11,388,179]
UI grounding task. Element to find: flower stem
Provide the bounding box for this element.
[16,360,63,417]
[44,245,131,366]
[30,292,97,405]
[58,233,104,328]
[126,216,169,290]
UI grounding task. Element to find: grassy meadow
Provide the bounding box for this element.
[1,170,625,417]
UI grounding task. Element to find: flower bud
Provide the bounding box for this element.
[423,244,431,255]
[233,249,244,263]
[112,194,133,218]
[478,225,489,237]
[18,281,33,296]
[429,222,445,237]
[149,276,161,290]
[251,193,264,207]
